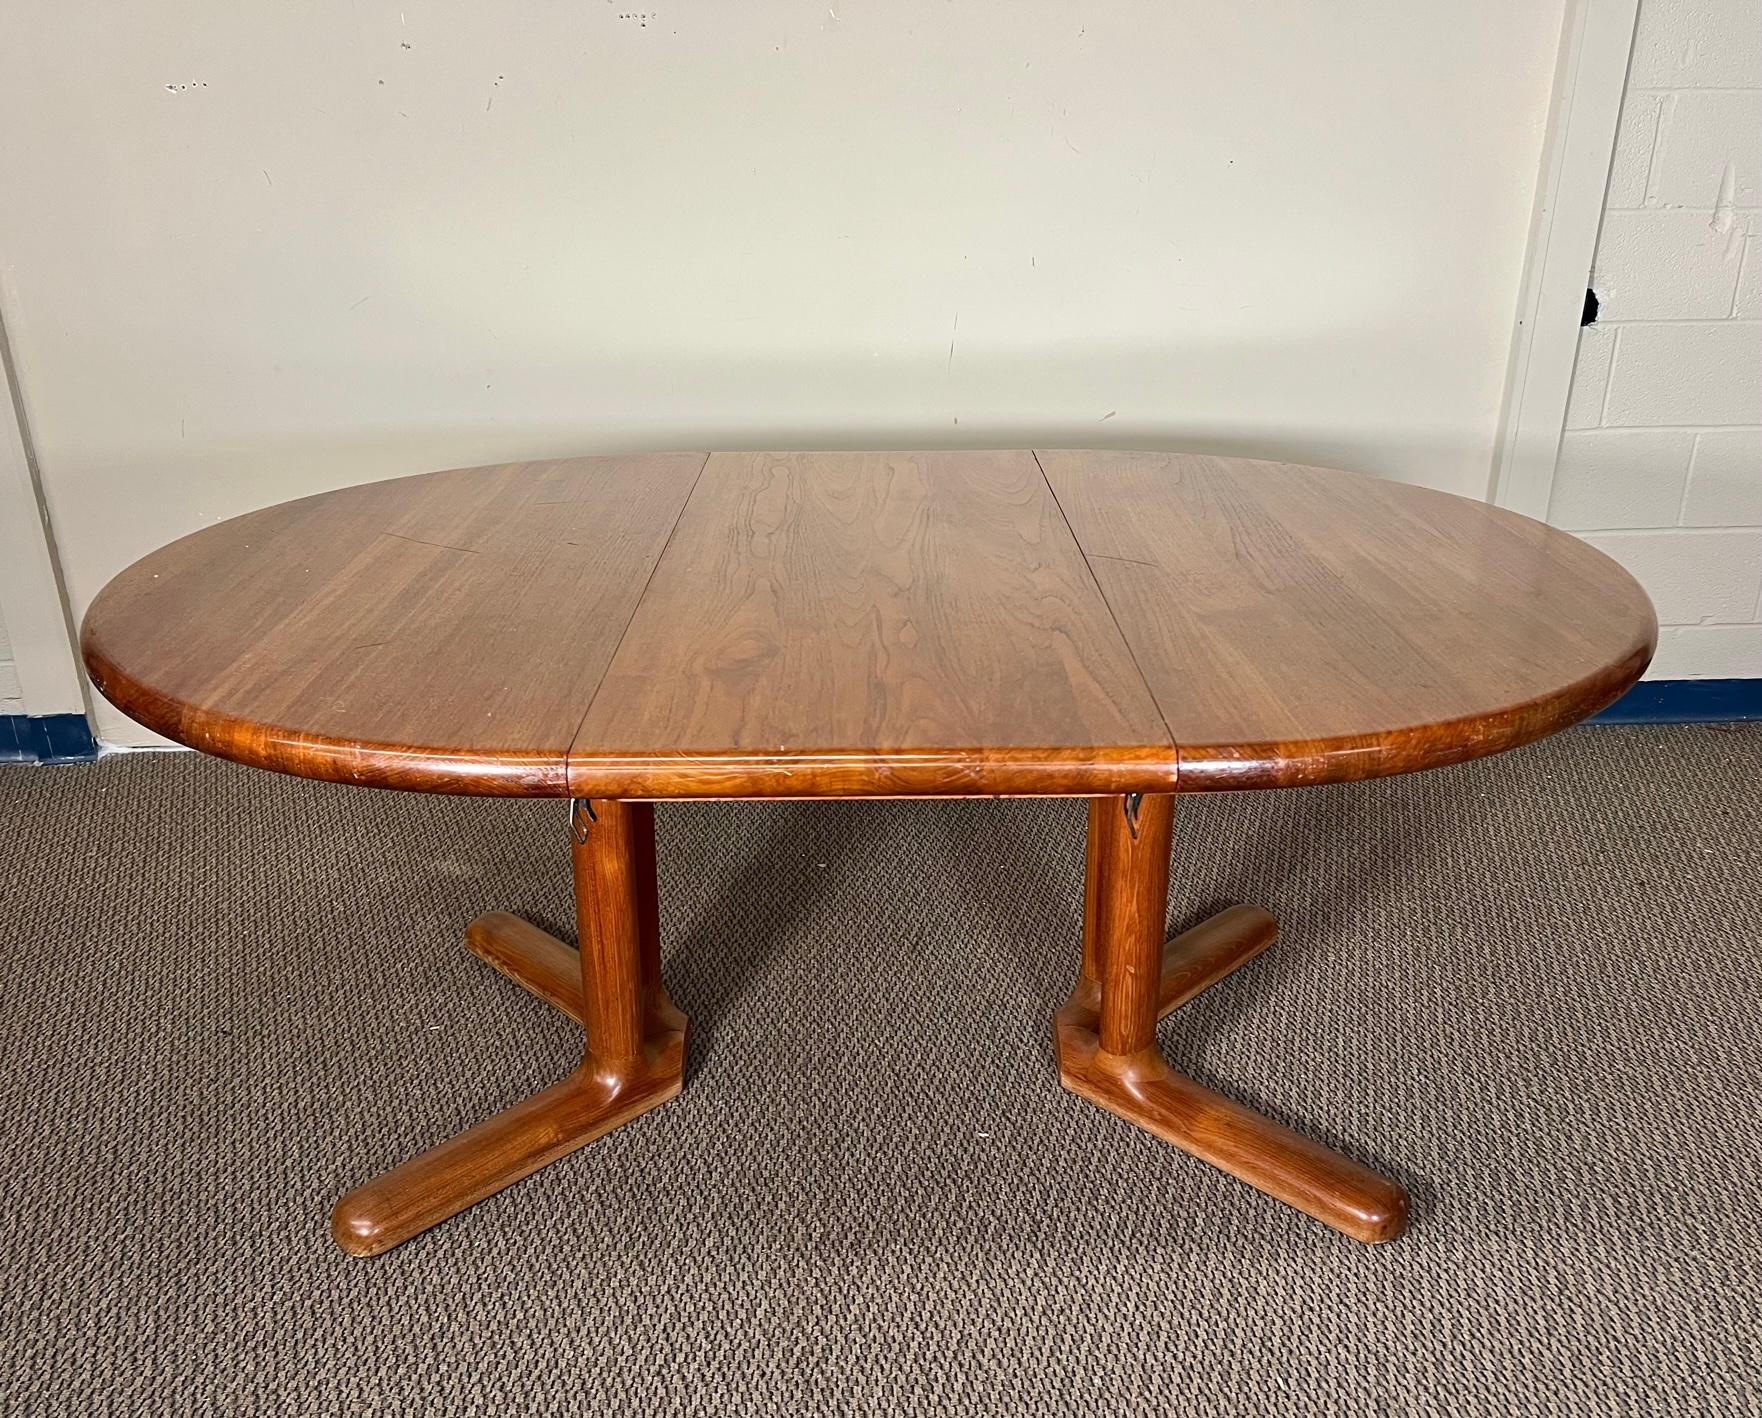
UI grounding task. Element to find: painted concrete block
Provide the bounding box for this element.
[1550,429,1694,528]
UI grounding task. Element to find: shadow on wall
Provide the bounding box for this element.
[40,329,1502,749]
[35,324,1498,554]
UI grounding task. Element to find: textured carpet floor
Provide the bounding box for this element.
[0,726,1759,1416]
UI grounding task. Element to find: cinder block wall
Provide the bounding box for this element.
[1555,0,1761,679]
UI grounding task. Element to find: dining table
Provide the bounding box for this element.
[79,449,1656,1255]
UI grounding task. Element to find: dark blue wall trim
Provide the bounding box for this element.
[1592,678,1762,724]
[0,713,100,763]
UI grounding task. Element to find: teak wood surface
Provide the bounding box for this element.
[80,450,1656,1254]
[84,450,1654,799]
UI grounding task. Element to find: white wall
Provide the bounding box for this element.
[0,608,21,719]
[0,310,88,725]
[0,2,1568,746]
[1552,0,1762,679]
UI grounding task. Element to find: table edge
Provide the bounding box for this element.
[563,745,1183,800]
[81,624,570,796]
[1170,634,1655,791]
[78,450,1660,800]
[82,576,1655,801]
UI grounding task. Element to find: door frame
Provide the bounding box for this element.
[1487,0,1641,518]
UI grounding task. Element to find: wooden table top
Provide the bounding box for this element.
[81,450,1655,799]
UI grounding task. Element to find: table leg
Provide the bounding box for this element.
[330,799,687,1257]
[1054,794,1408,1244]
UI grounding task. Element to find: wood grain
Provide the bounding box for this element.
[74,447,1659,1254]
[81,454,705,794]
[82,448,1655,799]
[1036,450,1655,790]
[1056,1027,1410,1244]
[465,911,587,1024]
[332,799,686,1256]
[329,1058,681,1258]
[1091,793,1175,1055]
[1151,904,1278,1017]
[1056,795,1408,1244]
[568,450,1175,798]
[1068,897,1280,1028]
[462,807,682,1034]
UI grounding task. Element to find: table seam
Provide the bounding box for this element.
[1031,448,1181,781]
[565,451,713,787]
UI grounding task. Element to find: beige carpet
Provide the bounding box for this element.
[1,724,1758,1415]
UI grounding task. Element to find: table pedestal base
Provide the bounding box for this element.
[331,793,1407,1255]
[330,801,685,1257]
[1055,797,1408,1245]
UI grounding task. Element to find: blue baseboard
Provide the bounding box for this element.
[1592,678,1761,724]
[0,713,101,763]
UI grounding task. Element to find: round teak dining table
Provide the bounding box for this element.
[80,449,1656,1256]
